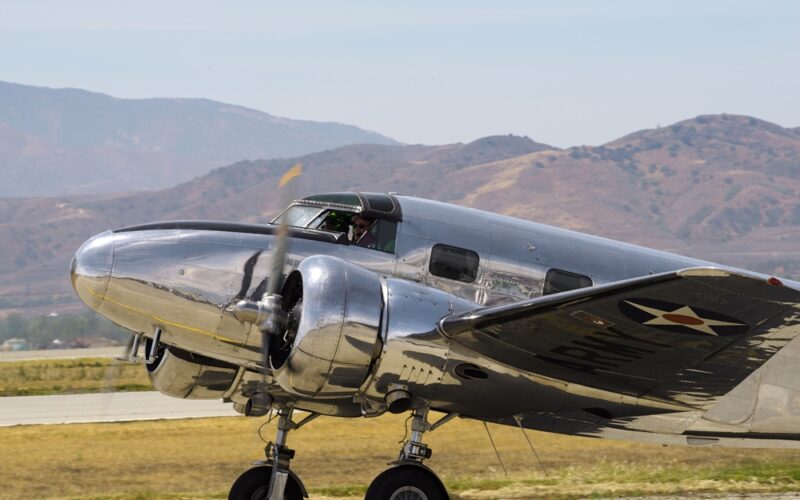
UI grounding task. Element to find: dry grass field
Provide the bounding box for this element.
[0,357,151,396]
[3,358,800,498]
[3,412,800,499]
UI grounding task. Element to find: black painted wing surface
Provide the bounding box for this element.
[441,268,800,409]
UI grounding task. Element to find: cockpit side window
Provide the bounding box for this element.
[369,219,397,253]
[351,217,397,253]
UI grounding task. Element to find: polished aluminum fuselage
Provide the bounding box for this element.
[71,195,800,441]
[75,197,708,363]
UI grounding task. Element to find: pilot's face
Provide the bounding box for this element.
[352,217,370,237]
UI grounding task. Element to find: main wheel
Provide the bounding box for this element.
[229,465,304,500]
[365,465,448,500]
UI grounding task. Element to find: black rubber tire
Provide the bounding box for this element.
[364,465,448,500]
[228,465,304,500]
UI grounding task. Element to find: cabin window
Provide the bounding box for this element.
[543,269,592,295]
[429,244,479,283]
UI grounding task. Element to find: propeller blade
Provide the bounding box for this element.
[260,163,302,372]
[266,163,302,297]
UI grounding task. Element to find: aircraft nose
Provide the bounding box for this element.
[70,231,114,310]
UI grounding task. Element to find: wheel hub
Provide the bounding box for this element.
[389,485,428,500]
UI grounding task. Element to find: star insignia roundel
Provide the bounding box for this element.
[618,298,749,336]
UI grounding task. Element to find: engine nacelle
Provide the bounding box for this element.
[146,342,238,399]
[272,255,383,398]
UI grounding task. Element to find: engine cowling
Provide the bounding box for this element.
[146,342,238,399]
[272,255,383,398]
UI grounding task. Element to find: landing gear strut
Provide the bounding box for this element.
[230,405,452,500]
[365,407,451,500]
[229,407,312,500]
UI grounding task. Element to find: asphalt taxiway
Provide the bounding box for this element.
[1,348,238,426]
[0,391,238,426]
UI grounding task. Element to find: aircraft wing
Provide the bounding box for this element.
[440,268,800,409]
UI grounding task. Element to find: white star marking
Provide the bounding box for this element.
[624,301,746,336]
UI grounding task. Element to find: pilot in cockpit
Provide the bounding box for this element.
[351,215,376,248]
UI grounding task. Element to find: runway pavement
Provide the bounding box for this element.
[0,348,240,426]
[0,391,239,426]
[0,346,121,362]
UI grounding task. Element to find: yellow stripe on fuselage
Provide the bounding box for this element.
[79,281,241,344]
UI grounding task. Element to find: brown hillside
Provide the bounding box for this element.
[2,116,800,316]
[0,135,553,314]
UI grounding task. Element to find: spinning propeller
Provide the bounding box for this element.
[232,164,302,392]
[110,164,303,418]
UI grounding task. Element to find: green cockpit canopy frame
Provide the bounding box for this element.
[301,192,403,222]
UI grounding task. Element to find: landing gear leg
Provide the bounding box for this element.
[365,407,451,500]
[229,406,311,500]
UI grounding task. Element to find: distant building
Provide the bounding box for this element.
[1,338,29,351]
[50,339,69,349]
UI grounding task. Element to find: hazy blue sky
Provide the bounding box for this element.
[1,1,798,147]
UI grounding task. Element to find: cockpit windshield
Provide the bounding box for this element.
[275,205,324,228]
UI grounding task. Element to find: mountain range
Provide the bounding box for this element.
[1,85,799,318]
[0,81,397,197]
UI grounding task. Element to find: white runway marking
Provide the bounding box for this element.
[0,391,238,426]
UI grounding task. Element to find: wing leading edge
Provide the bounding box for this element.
[441,268,800,409]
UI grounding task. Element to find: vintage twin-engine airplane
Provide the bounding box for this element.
[71,185,800,500]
